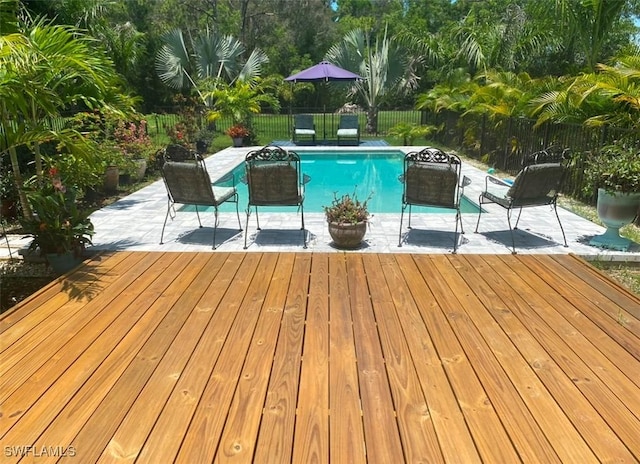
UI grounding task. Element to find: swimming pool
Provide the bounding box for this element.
[185,150,481,214]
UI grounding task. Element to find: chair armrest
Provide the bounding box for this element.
[485,174,510,190]
[461,175,471,187]
[214,171,235,185]
[303,173,311,184]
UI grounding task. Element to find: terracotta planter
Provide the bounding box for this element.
[328,221,367,249]
[590,188,640,251]
[103,165,119,193]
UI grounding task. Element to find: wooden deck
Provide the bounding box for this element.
[1,252,640,463]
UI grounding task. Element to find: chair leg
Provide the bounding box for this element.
[474,195,484,233]
[514,207,524,229]
[234,195,243,231]
[506,209,517,254]
[452,209,461,254]
[243,206,252,249]
[255,207,261,230]
[194,205,203,228]
[160,199,172,245]
[554,203,568,247]
[301,205,307,249]
[398,203,406,247]
[212,207,219,250]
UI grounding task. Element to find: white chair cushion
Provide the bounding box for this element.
[295,129,316,135]
[337,129,358,137]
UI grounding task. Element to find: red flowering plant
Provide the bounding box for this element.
[20,168,94,257]
[225,123,250,138]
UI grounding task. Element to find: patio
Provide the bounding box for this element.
[82,146,639,260]
[1,251,639,462]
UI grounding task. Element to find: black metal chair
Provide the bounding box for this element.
[336,114,360,145]
[475,148,569,254]
[292,115,316,144]
[163,144,196,162]
[398,147,470,253]
[244,146,309,248]
[160,154,242,249]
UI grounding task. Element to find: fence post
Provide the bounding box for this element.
[502,117,512,170]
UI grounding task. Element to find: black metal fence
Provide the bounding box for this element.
[423,110,636,204]
[40,108,632,205]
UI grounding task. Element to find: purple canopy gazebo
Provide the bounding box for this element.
[285,61,362,141]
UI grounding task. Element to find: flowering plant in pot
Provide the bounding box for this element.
[323,190,372,249]
[20,168,94,272]
[225,124,250,146]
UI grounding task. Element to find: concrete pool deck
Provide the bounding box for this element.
[3,146,639,261]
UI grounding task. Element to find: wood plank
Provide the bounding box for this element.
[345,254,404,464]
[0,251,118,334]
[327,253,366,464]
[175,253,278,463]
[448,255,574,462]
[551,254,640,320]
[0,252,138,369]
[132,253,250,464]
[392,254,481,463]
[413,254,521,463]
[92,252,237,463]
[522,256,640,398]
[483,254,638,462]
[254,253,311,463]
[291,253,330,464]
[362,254,444,462]
[215,253,296,462]
[27,253,211,460]
[1,252,639,463]
[0,252,171,438]
[532,255,640,359]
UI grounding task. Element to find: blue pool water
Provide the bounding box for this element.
[184,150,480,214]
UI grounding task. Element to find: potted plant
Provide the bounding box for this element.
[20,168,94,273]
[584,142,640,251]
[323,190,372,249]
[225,124,250,147]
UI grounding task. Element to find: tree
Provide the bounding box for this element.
[0,3,131,217]
[553,0,628,71]
[325,26,418,134]
[155,27,269,104]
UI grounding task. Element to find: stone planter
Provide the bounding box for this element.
[46,252,82,275]
[133,158,147,181]
[232,137,244,147]
[590,188,640,251]
[328,221,367,249]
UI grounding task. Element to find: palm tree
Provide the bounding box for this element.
[532,51,640,129]
[155,28,269,104]
[554,0,627,71]
[325,27,419,134]
[0,7,130,217]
